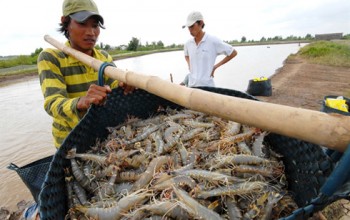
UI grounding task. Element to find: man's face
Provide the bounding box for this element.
[68,16,100,55]
[188,21,201,37]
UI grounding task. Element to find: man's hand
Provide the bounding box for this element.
[119,81,136,95]
[211,66,218,78]
[77,84,111,111]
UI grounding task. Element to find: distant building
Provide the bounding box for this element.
[120,45,127,50]
[315,33,343,41]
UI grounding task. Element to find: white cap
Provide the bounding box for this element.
[182,11,203,28]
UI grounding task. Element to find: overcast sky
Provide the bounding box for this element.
[1,0,349,56]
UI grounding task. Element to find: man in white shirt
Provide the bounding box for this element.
[182,11,237,87]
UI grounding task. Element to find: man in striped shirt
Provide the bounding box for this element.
[37,0,130,148]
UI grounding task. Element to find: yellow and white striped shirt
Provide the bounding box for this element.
[37,41,118,148]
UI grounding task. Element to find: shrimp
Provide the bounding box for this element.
[94,164,115,179]
[123,153,148,168]
[152,175,196,191]
[186,152,196,165]
[131,114,164,127]
[226,196,242,220]
[163,122,182,143]
[129,201,190,220]
[182,119,215,128]
[196,127,221,142]
[195,181,268,199]
[260,191,284,220]
[180,127,205,142]
[63,108,296,219]
[66,147,108,166]
[131,156,172,191]
[151,130,165,155]
[75,190,152,220]
[106,115,140,132]
[66,156,97,192]
[172,186,224,220]
[123,124,134,140]
[237,141,252,155]
[252,131,268,157]
[73,180,88,205]
[221,121,241,137]
[163,131,183,153]
[170,151,182,168]
[271,194,298,218]
[209,154,273,170]
[242,204,260,219]
[218,129,256,146]
[173,162,195,173]
[82,163,94,181]
[173,169,244,184]
[114,182,133,195]
[64,168,80,208]
[117,171,141,182]
[165,113,194,121]
[177,142,189,165]
[232,164,280,178]
[99,166,119,197]
[143,139,153,153]
[182,109,205,117]
[124,124,162,145]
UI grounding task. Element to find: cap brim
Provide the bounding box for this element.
[70,11,104,25]
[182,20,196,29]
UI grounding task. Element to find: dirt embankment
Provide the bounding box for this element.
[258,55,350,111]
[258,55,350,220]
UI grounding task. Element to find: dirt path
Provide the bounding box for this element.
[258,55,350,111]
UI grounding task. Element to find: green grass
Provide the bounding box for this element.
[111,48,181,60]
[295,40,350,97]
[297,40,350,67]
[0,48,182,78]
[0,55,37,68]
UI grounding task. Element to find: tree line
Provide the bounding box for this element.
[1,33,349,69]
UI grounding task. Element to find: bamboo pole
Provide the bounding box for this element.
[44,35,350,152]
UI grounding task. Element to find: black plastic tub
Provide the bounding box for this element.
[246,78,272,96]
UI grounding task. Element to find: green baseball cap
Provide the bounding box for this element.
[62,0,104,25]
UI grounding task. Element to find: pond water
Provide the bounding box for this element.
[116,43,305,91]
[0,43,305,210]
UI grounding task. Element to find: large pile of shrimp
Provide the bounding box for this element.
[64,108,298,220]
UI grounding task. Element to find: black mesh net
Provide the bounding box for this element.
[38,87,338,220]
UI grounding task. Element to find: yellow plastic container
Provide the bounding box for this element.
[325,97,349,112]
[253,76,268,82]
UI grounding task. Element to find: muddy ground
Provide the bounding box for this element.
[259,55,350,220]
[258,55,350,111]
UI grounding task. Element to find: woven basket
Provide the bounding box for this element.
[7,155,53,203]
[38,87,342,220]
